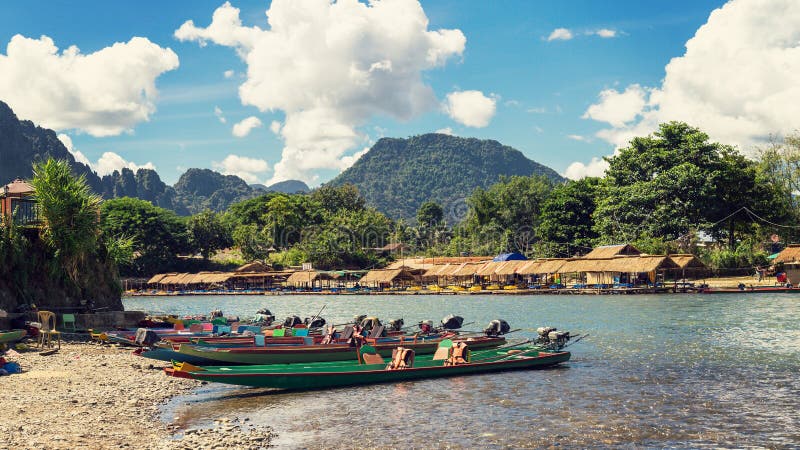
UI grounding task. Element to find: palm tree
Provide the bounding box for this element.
[30,159,101,285]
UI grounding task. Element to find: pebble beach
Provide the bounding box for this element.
[0,342,273,450]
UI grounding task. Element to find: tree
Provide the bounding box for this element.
[417,201,444,227]
[460,175,553,254]
[100,197,192,274]
[31,159,102,284]
[593,122,784,249]
[188,210,233,258]
[232,224,273,262]
[311,184,365,213]
[539,177,600,255]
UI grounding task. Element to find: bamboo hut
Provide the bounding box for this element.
[534,259,567,285]
[285,270,336,289]
[450,262,485,286]
[582,244,640,259]
[359,268,421,289]
[667,254,708,281]
[493,260,528,284]
[773,244,800,264]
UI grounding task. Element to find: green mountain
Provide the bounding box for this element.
[0,100,102,191]
[0,100,271,215]
[327,133,565,220]
[253,179,311,194]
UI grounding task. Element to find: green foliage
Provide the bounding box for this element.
[539,177,600,252]
[100,197,192,274]
[458,175,553,254]
[188,210,233,258]
[328,133,564,220]
[232,224,273,262]
[417,201,444,227]
[594,122,788,249]
[31,159,102,284]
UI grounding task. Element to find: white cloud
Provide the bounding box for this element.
[583,0,800,151]
[444,90,496,128]
[214,106,227,123]
[338,147,370,171]
[56,133,91,166]
[95,152,156,176]
[527,106,547,114]
[269,120,281,135]
[0,34,178,137]
[593,29,617,38]
[223,69,235,78]
[582,84,647,128]
[232,116,262,137]
[176,0,465,184]
[57,133,155,175]
[567,134,590,142]
[547,28,573,41]
[564,157,609,180]
[212,154,270,183]
[435,127,454,135]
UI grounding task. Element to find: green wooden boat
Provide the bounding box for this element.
[0,329,27,344]
[167,346,570,390]
[174,335,506,365]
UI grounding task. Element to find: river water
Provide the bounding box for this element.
[123,294,800,448]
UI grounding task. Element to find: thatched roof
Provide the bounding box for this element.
[605,255,678,272]
[385,256,492,270]
[560,258,609,273]
[515,260,541,275]
[147,273,169,284]
[360,268,417,284]
[582,244,640,259]
[535,259,567,274]
[476,261,503,276]
[494,260,527,275]
[668,254,707,269]
[774,245,800,264]
[285,270,334,285]
[559,255,677,273]
[235,261,271,273]
[422,264,453,278]
[450,262,484,277]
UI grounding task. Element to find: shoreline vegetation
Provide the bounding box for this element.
[4,123,800,313]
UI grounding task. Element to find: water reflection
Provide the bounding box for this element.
[129,294,800,448]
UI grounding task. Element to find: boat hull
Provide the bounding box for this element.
[176,336,506,365]
[0,329,26,344]
[173,351,570,390]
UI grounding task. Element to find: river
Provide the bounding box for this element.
[123,294,800,448]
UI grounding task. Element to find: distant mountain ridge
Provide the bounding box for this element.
[0,100,308,215]
[328,133,565,220]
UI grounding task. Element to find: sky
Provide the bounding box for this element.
[1,0,798,187]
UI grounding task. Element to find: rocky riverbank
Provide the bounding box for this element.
[0,342,273,449]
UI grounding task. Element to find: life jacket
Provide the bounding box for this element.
[447,342,469,365]
[387,347,415,370]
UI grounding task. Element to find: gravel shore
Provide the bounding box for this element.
[0,342,273,449]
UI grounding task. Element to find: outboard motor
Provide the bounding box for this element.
[353,314,367,325]
[441,314,464,330]
[210,309,224,319]
[484,319,511,337]
[254,309,275,325]
[418,319,434,334]
[387,318,404,332]
[534,326,572,350]
[134,328,160,346]
[283,315,303,327]
[305,316,326,328]
[359,317,382,333]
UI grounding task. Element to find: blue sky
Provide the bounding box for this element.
[4,0,794,186]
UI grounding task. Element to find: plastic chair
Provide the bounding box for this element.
[37,311,61,349]
[62,313,77,332]
[272,328,286,337]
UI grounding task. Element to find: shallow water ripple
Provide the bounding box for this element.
[129,294,800,448]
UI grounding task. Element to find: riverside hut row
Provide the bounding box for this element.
[139,244,708,294]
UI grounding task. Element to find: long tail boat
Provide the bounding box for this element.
[166,344,569,390]
[164,335,506,366]
[0,329,27,344]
